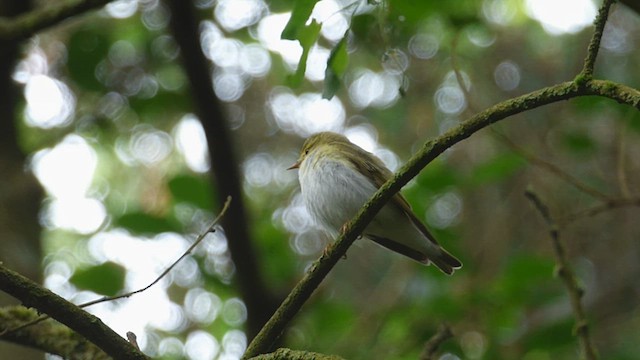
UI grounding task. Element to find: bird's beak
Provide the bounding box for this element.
[287,161,300,170]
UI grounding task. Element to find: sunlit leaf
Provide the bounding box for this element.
[281,0,319,40]
[70,262,125,297]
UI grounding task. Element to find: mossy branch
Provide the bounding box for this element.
[0,306,109,360]
[578,0,616,80]
[0,265,148,359]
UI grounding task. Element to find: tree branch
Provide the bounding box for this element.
[0,306,109,359]
[524,190,598,360]
[243,78,640,357]
[0,0,113,41]
[0,265,147,359]
[248,348,345,360]
[579,0,616,80]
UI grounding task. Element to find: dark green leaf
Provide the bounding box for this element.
[70,262,125,296]
[67,28,110,91]
[287,20,322,87]
[114,212,180,234]
[323,32,349,99]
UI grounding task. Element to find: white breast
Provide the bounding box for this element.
[299,154,377,235]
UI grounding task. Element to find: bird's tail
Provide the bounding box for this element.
[425,247,462,275]
[367,235,462,275]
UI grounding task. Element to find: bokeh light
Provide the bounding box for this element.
[525,0,596,35]
[24,74,75,128]
[174,114,211,173]
[269,90,345,136]
[494,60,521,91]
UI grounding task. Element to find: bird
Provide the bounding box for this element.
[288,131,462,275]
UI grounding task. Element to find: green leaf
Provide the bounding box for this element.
[114,212,180,234]
[280,0,322,88]
[323,32,349,99]
[287,20,322,88]
[70,262,125,296]
[281,0,319,40]
[168,174,215,210]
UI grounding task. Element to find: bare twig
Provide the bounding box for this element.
[559,196,640,226]
[525,190,598,360]
[81,196,232,306]
[579,0,616,80]
[419,324,454,360]
[491,129,610,201]
[615,119,631,197]
[0,0,113,41]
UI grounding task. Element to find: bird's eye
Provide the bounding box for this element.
[305,149,309,155]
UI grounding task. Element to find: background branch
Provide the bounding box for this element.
[525,190,598,360]
[0,0,113,41]
[419,324,453,360]
[559,196,640,226]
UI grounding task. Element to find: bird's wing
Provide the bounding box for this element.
[341,143,442,246]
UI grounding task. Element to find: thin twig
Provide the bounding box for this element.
[525,190,598,360]
[615,119,631,197]
[579,0,616,80]
[419,324,453,360]
[2,196,232,336]
[559,196,640,226]
[491,129,610,201]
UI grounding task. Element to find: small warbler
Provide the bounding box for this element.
[288,132,462,275]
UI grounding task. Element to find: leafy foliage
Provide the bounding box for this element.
[70,262,126,297]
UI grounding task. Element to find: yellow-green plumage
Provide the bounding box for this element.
[290,132,462,275]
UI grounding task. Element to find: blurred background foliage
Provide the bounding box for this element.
[1,0,640,359]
